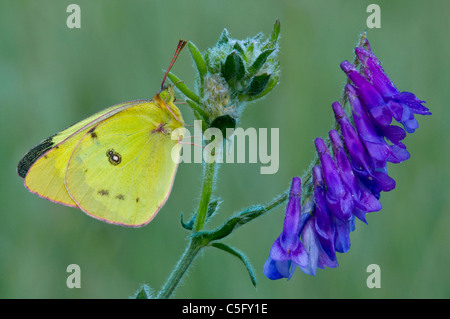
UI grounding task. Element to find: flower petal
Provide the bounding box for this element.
[279,177,306,253]
[315,137,354,221]
[355,45,398,98]
[334,217,353,253]
[313,166,337,260]
[290,241,309,269]
[263,257,284,280]
[299,218,320,276]
[269,237,288,261]
[275,259,292,279]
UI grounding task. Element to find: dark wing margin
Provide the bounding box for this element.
[17,135,55,179]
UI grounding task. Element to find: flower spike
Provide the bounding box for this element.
[265,35,430,280]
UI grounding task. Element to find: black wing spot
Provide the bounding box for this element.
[136,197,140,203]
[98,189,109,196]
[17,135,55,178]
[106,149,122,165]
[88,126,98,139]
[115,194,125,200]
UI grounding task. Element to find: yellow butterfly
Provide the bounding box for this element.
[17,40,187,227]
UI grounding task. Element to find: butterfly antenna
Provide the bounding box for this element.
[178,141,205,150]
[178,137,209,154]
[161,39,187,91]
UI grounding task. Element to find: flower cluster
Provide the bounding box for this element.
[264,37,430,279]
[169,20,282,137]
[195,20,281,134]
[202,20,281,119]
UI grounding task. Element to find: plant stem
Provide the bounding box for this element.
[156,161,217,299]
[194,161,217,232]
[155,239,202,299]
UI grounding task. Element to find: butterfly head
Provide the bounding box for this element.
[154,86,184,128]
[157,85,176,105]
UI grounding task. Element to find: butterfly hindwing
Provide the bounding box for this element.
[64,102,182,227]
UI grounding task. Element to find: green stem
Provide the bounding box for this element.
[155,239,202,299]
[156,161,217,299]
[194,161,217,232]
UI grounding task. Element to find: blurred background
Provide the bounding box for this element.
[1,0,449,298]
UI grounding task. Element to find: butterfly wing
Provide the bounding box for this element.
[64,102,183,227]
[18,100,151,207]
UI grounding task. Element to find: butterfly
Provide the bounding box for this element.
[17,40,187,227]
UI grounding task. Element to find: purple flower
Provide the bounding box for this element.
[345,84,410,164]
[315,137,354,221]
[263,177,309,280]
[265,36,429,280]
[312,155,351,254]
[341,60,397,128]
[331,101,396,196]
[300,213,339,276]
[328,129,382,223]
[311,166,337,260]
[355,40,430,116]
[343,39,431,133]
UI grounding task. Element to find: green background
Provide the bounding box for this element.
[1,0,448,298]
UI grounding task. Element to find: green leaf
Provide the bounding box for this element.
[206,198,222,220]
[188,41,207,89]
[248,49,275,75]
[210,243,257,287]
[246,41,255,56]
[181,198,222,231]
[263,19,281,50]
[185,99,209,125]
[203,48,211,69]
[180,211,195,231]
[251,32,265,44]
[233,42,245,55]
[217,29,230,45]
[247,73,279,101]
[245,73,271,96]
[210,115,236,140]
[221,51,245,84]
[192,205,265,242]
[167,72,201,105]
[133,284,152,299]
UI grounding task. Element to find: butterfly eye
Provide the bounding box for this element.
[106,149,122,165]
